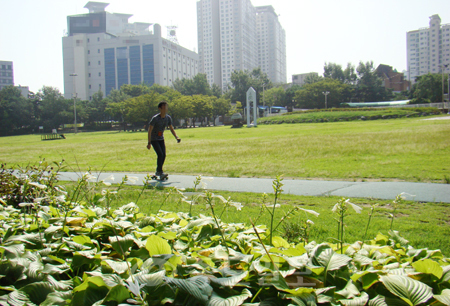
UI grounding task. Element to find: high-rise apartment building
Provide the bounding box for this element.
[63,2,199,100]
[198,0,285,91]
[407,14,450,82]
[0,61,14,91]
[256,6,286,84]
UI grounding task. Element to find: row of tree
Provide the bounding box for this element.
[0,62,447,136]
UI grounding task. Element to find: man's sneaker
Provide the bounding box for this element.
[160,172,168,179]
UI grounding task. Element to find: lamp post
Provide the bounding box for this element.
[70,73,78,133]
[262,83,266,115]
[322,91,330,109]
[439,64,449,103]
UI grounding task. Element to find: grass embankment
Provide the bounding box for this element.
[1,115,449,182]
[79,183,450,253]
[258,107,441,124]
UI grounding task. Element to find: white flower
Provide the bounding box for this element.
[18,202,35,208]
[102,181,112,186]
[83,173,97,182]
[345,199,362,214]
[29,182,47,189]
[331,203,339,213]
[215,195,227,203]
[298,207,320,217]
[104,175,115,182]
[55,195,66,203]
[34,197,45,204]
[230,202,243,211]
[127,176,139,184]
[307,220,314,225]
[265,204,281,208]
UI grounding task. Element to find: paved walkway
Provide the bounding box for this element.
[58,172,450,203]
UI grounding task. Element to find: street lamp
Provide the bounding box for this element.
[70,73,78,133]
[322,91,330,109]
[439,64,449,103]
[262,83,266,115]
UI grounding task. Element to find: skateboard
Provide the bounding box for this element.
[151,173,169,181]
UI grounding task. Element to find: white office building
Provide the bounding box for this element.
[407,14,450,82]
[197,0,259,91]
[0,61,14,91]
[63,2,199,100]
[256,6,286,84]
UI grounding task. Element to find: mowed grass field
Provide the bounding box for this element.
[1,116,450,182]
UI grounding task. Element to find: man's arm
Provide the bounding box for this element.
[169,125,180,142]
[147,125,153,149]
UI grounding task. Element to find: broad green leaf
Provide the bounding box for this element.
[272,236,290,249]
[207,288,252,306]
[41,291,73,306]
[165,275,213,304]
[210,271,248,287]
[311,243,351,271]
[145,235,172,255]
[158,231,177,240]
[18,281,55,305]
[380,275,433,306]
[72,276,109,306]
[368,295,388,306]
[7,290,32,306]
[102,259,130,274]
[338,291,369,306]
[101,284,130,304]
[315,287,335,304]
[109,234,135,255]
[434,289,450,305]
[133,270,165,288]
[411,259,443,279]
[73,235,95,248]
[335,280,360,299]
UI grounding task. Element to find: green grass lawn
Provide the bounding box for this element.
[76,182,450,253]
[1,116,449,182]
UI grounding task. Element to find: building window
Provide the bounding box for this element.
[89,85,91,89]
[88,50,90,54]
[97,37,100,41]
[98,61,101,65]
[88,61,90,66]
[99,72,101,76]
[89,73,91,77]
[98,49,100,53]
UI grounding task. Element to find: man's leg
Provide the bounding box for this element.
[151,140,166,174]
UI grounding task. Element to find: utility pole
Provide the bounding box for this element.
[70,73,78,133]
[322,91,330,109]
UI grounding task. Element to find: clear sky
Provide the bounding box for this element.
[1,0,449,94]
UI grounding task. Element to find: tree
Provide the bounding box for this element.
[263,87,286,107]
[323,62,357,85]
[170,95,194,127]
[122,91,163,126]
[0,86,33,135]
[294,79,352,109]
[228,68,272,105]
[191,95,213,127]
[354,61,391,102]
[37,86,72,131]
[120,83,152,97]
[409,73,446,103]
[172,74,212,96]
[211,83,222,98]
[304,74,323,85]
[211,97,231,125]
[84,90,108,125]
[104,89,131,123]
[285,85,303,107]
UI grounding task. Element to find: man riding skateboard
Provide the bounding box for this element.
[147,101,180,179]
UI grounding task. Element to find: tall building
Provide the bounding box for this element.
[0,61,14,91]
[407,14,450,82]
[63,1,199,100]
[198,0,281,91]
[256,6,286,84]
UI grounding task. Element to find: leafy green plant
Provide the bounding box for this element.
[1,162,450,305]
[331,198,362,253]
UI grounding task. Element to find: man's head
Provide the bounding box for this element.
[158,101,168,110]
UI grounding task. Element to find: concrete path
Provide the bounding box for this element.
[57,172,450,203]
